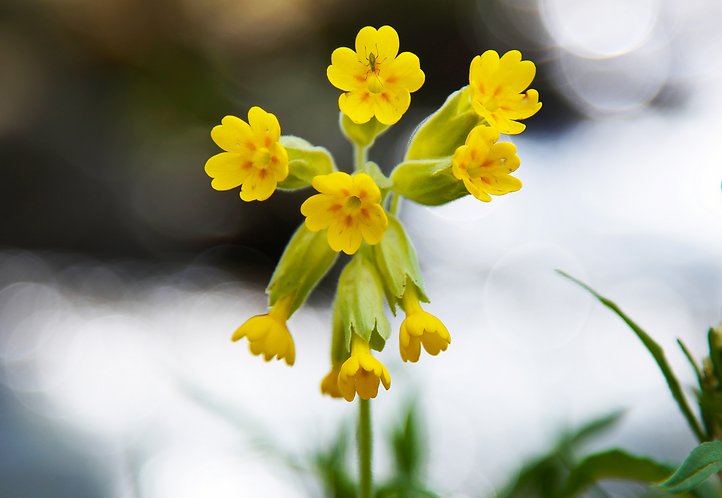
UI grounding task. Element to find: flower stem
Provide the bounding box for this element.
[354,144,367,171]
[357,398,372,498]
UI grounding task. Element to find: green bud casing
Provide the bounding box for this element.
[405,86,481,160]
[267,224,338,314]
[373,214,428,313]
[390,158,468,206]
[334,250,391,352]
[277,136,335,190]
[340,114,389,148]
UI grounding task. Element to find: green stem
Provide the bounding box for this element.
[358,398,372,498]
[354,144,367,171]
[389,192,400,215]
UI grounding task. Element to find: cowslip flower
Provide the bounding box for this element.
[469,50,542,135]
[231,295,295,365]
[451,125,521,202]
[327,25,425,125]
[205,106,288,201]
[300,172,388,255]
[399,285,451,362]
[320,365,343,398]
[338,335,391,402]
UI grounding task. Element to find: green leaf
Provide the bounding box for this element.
[561,449,674,497]
[277,135,335,190]
[557,271,707,443]
[405,86,480,160]
[340,114,389,148]
[707,326,722,388]
[390,158,468,206]
[266,224,338,314]
[373,214,428,313]
[658,441,722,493]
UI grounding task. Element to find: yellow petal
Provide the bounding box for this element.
[311,171,352,195]
[248,106,281,143]
[359,204,387,245]
[327,47,365,91]
[497,51,536,96]
[339,91,375,124]
[240,169,276,202]
[205,152,252,191]
[469,50,501,87]
[373,88,411,125]
[355,25,399,62]
[501,89,542,120]
[352,173,382,203]
[384,52,424,93]
[300,194,337,231]
[211,115,254,152]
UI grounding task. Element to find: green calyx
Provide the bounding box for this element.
[266,224,339,315]
[334,249,391,352]
[373,214,428,314]
[277,135,335,190]
[405,86,481,161]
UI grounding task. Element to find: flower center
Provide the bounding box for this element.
[483,96,499,112]
[367,75,384,94]
[252,147,272,167]
[345,195,362,210]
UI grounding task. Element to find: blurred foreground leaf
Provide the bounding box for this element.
[658,441,722,493]
[560,449,673,497]
[497,412,622,498]
[557,271,706,442]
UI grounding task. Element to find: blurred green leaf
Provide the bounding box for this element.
[312,425,357,498]
[497,412,622,498]
[560,449,673,497]
[557,271,706,443]
[658,442,722,493]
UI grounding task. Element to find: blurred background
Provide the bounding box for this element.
[1,0,722,496]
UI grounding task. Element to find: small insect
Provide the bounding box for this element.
[361,44,384,75]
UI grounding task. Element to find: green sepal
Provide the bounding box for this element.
[340,114,389,148]
[405,86,481,160]
[335,249,391,352]
[277,135,335,190]
[266,224,338,315]
[390,158,468,206]
[373,214,428,314]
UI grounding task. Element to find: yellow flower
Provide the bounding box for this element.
[399,285,451,363]
[452,126,522,202]
[327,25,425,125]
[205,106,289,202]
[469,50,542,135]
[300,172,388,255]
[338,335,391,402]
[320,365,343,399]
[231,295,295,365]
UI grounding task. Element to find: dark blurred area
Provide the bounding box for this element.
[0,0,570,266]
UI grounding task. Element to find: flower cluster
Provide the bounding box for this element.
[203,25,541,402]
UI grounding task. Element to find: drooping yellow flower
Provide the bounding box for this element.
[231,294,295,365]
[452,125,522,202]
[338,335,391,402]
[399,285,451,363]
[469,50,542,135]
[320,365,343,399]
[300,172,388,255]
[327,25,425,125]
[205,106,289,202]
